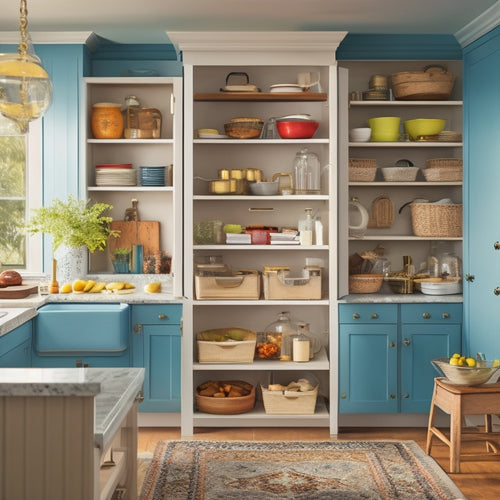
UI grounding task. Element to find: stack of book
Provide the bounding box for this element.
[225,233,252,244]
[269,232,300,245]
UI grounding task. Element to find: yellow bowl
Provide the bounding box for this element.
[368,116,401,142]
[404,119,446,140]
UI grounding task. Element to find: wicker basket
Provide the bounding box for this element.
[197,329,257,363]
[224,120,263,139]
[391,67,455,100]
[410,203,462,237]
[349,274,384,294]
[196,380,255,414]
[423,167,462,182]
[381,166,419,182]
[261,384,319,415]
[426,158,463,169]
[349,158,377,182]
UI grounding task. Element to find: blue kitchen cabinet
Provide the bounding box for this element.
[400,304,462,413]
[32,303,131,367]
[132,304,182,412]
[339,304,398,413]
[339,302,462,414]
[0,321,32,367]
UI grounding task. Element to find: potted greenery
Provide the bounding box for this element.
[112,247,131,273]
[26,195,120,287]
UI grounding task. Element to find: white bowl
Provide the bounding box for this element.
[349,127,372,142]
[249,181,279,196]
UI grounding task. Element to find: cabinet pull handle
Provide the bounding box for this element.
[158,314,169,320]
[403,393,409,399]
[423,312,431,319]
[248,207,275,212]
[352,313,360,319]
[341,393,347,399]
[442,312,450,319]
[389,341,395,348]
[403,338,411,346]
[134,324,142,334]
[465,274,475,282]
[390,394,396,399]
[370,313,378,319]
[495,288,500,296]
[495,241,500,250]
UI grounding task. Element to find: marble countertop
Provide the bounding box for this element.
[339,293,463,303]
[0,367,145,451]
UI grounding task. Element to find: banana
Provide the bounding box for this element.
[124,282,136,289]
[89,282,106,293]
[105,282,125,291]
[73,279,87,292]
[83,280,96,292]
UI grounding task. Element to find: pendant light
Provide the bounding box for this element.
[0,0,52,133]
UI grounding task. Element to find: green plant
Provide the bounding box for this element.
[113,247,131,256]
[26,195,120,253]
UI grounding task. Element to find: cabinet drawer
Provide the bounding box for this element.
[401,304,462,324]
[132,304,182,325]
[339,304,398,324]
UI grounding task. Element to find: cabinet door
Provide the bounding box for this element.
[0,322,32,367]
[339,323,398,413]
[400,323,461,413]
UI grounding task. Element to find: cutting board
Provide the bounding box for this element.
[108,221,160,257]
[0,283,38,299]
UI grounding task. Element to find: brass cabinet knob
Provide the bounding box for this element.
[403,338,411,346]
[495,241,500,250]
[134,324,142,334]
[370,313,378,319]
[158,314,169,320]
[390,394,396,399]
[389,341,395,348]
[403,393,409,399]
[465,274,475,282]
[341,393,347,399]
[495,288,500,296]
[442,312,450,319]
[423,312,431,319]
[352,313,360,319]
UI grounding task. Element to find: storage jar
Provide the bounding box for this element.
[91,103,124,139]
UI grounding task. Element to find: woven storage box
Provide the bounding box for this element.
[261,384,319,415]
[197,329,257,363]
[196,380,255,414]
[195,269,260,299]
[381,166,419,182]
[263,266,321,300]
[349,158,377,182]
[391,67,455,100]
[423,167,462,182]
[349,274,384,294]
[426,158,463,169]
[410,203,462,237]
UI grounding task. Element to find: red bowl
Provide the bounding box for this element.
[276,120,319,139]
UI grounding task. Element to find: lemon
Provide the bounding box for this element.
[83,280,96,292]
[60,283,73,294]
[144,282,161,293]
[73,279,87,292]
[465,357,476,367]
[449,357,459,366]
[458,356,466,366]
[451,353,461,359]
[493,359,500,367]
[124,282,136,289]
[89,282,106,293]
[105,282,125,290]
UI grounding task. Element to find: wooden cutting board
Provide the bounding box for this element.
[108,221,160,257]
[0,283,38,299]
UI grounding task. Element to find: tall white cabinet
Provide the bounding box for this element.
[169,31,346,436]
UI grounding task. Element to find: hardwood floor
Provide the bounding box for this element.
[138,426,500,499]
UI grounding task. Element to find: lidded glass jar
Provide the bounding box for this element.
[264,311,295,361]
[293,148,320,194]
[295,322,321,359]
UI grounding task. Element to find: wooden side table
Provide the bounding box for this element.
[426,377,500,473]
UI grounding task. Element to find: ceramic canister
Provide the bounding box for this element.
[91,103,124,139]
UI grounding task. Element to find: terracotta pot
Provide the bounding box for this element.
[91,103,124,139]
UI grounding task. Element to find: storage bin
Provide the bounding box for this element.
[261,384,319,415]
[196,380,255,414]
[197,329,257,363]
[348,158,377,182]
[195,268,261,299]
[391,67,455,100]
[193,220,224,244]
[410,203,462,237]
[263,266,322,300]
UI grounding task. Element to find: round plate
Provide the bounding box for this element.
[96,163,132,169]
[270,84,303,93]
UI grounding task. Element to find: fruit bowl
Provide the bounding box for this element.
[431,357,500,386]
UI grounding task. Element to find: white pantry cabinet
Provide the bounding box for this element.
[82,77,183,297]
[337,61,463,297]
[169,31,346,436]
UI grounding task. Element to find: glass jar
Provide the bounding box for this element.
[295,322,321,359]
[264,311,295,361]
[293,148,320,194]
[292,326,310,362]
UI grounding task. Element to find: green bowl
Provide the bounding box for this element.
[368,116,401,142]
[404,119,446,140]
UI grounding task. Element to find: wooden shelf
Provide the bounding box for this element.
[194,92,327,102]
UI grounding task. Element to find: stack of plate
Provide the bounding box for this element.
[139,166,165,186]
[95,164,137,186]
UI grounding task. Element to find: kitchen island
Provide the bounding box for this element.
[0,367,144,500]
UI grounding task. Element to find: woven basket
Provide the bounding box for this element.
[349,274,384,294]
[410,203,462,237]
[349,158,377,182]
[381,166,419,182]
[423,167,462,182]
[261,384,319,415]
[426,158,463,169]
[391,67,455,100]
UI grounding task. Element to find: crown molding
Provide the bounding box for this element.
[455,1,500,47]
[0,31,93,45]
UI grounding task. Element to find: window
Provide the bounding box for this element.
[0,115,42,272]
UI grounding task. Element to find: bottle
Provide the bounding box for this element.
[299,208,314,246]
[293,326,310,362]
[314,216,323,245]
[296,322,321,359]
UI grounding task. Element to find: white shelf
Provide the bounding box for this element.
[194,195,329,201]
[194,138,330,145]
[349,182,462,187]
[349,235,463,241]
[194,346,330,371]
[350,100,463,106]
[194,245,328,250]
[194,299,330,306]
[88,186,174,192]
[87,139,174,144]
[349,141,462,147]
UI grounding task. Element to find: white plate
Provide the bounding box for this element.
[270,84,303,93]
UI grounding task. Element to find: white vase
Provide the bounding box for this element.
[53,245,88,284]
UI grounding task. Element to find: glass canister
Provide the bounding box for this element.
[91,102,124,139]
[295,322,321,359]
[293,148,320,194]
[264,311,296,361]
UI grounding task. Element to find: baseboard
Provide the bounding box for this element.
[138,413,181,427]
[339,413,448,428]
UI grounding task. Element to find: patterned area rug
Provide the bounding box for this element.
[138,440,466,499]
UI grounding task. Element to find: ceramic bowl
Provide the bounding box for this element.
[349,127,372,142]
[249,181,280,196]
[368,116,401,142]
[276,120,319,139]
[404,119,446,140]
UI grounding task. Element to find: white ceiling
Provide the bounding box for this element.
[0,0,498,45]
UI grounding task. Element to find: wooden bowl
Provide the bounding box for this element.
[196,380,255,414]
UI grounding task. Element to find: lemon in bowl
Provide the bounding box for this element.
[431,357,500,386]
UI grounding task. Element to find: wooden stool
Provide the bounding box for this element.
[426,377,500,472]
